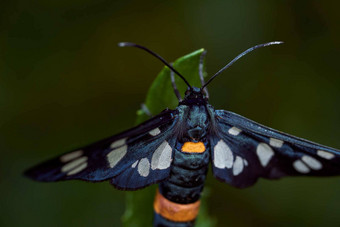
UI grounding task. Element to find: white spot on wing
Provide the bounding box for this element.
[214,140,233,169]
[317,150,335,160]
[110,138,127,149]
[61,156,88,173]
[269,138,284,148]
[293,160,310,173]
[131,160,138,168]
[233,156,244,176]
[256,143,274,167]
[107,145,127,168]
[243,159,248,166]
[301,155,322,170]
[60,150,83,163]
[138,158,150,177]
[67,162,88,175]
[149,128,161,136]
[151,141,172,170]
[228,127,242,136]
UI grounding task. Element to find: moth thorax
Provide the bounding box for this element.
[186,105,209,140]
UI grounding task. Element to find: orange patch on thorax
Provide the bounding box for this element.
[181,141,206,153]
[153,190,200,222]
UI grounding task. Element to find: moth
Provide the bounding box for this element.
[25,42,340,227]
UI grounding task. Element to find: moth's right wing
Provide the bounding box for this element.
[25,109,179,190]
[210,110,340,188]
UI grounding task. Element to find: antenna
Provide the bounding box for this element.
[202,41,283,89]
[118,42,192,89]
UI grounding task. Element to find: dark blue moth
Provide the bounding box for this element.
[25,42,340,227]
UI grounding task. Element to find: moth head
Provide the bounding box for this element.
[181,87,207,105]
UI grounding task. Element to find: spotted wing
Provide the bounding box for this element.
[25,109,178,190]
[210,110,340,188]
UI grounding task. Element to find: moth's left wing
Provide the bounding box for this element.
[25,109,179,190]
[210,110,340,188]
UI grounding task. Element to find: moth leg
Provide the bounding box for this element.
[199,50,209,99]
[170,63,182,102]
[141,103,153,117]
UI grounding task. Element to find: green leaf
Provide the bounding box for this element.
[136,48,206,123]
[122,48,215,227]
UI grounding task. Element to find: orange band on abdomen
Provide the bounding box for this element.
[181,141,205,153]
[153,190,200,222]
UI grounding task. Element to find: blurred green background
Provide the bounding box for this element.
[1,1,340,226]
